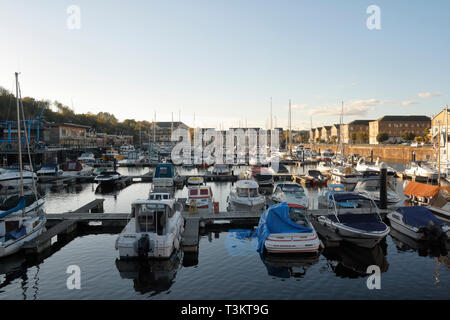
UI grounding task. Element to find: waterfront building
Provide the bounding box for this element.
[341,120,372,144]
[320,126,332,142]
[369,115,431,145]
[431,107,450,163]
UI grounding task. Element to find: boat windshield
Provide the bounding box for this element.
[289,207,308,226]
[135,203,168,235]
[237,187,258,197]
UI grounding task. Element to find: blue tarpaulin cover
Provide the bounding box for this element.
[256,202,312,253]
[154,164,174,178]
[0,196,26,219]
[396,206,443,228]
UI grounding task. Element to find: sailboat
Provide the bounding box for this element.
[0,73,47,258]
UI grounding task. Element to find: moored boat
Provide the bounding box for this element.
[227,180,266,211]
[257,202,320,254]
[116,198,184,259]
[315,193,390,248]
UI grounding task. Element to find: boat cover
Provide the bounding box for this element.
[395,206,443,227]
[0,196,26,219]
[403,181,450,199]
[256,202,312,253]
[154,164,174,178]
[332,193,370,202]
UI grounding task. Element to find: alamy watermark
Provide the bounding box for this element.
[366,5,381,30]
[66,265,81,290]
[67,5,81,30]
[366,265,381,289]
[171,128,280,172]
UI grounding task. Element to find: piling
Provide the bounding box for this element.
[379,166,387,210]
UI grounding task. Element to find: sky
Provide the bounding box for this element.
[0,0,449,130]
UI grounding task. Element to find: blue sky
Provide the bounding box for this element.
[0,0,448,129]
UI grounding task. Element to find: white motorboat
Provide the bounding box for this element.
[387,206,449,242]
[116,198,184,259]
[317,184,346,209]
[317,161,332,176]
[227,180,266,211]
[186,185,214,212]
[271,183,309,209]
[356,157,397,176]
[77,152,96,165]
[120,145,136,153]
[94,170,121,187]
[315,193,390,248]
[186,176,204,186]
[61,160,94,177]
[331,166,361,184]
[210,164,231,176]
[427,188,450,223]
[257,202,320,254]
[403,162,439,180]
[153,163,176,190]
[353,177,401,205]
[36,163,63,176]
[319,149,334,161]
[0,168,38,192]
[244,166,275,187]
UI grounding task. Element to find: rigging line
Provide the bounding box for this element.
[18,81,39,200]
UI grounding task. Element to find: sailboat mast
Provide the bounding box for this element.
[15,72,24,196]
[438,120,441,185]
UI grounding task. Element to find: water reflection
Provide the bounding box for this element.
[321,242,389,278]
[390,229,448,258]
[115,251,182,295]
[260,252,319,279]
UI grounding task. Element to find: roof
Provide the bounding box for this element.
[377,115,430,122]
[403,181,450,198]
[323,126,332,130]
[236,180,259,189]
[155,121,188,128]
[348,120,373,125]
[49,122,90,129]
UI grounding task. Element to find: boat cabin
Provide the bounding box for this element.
[188,186,213,199]
[132,201,175,236]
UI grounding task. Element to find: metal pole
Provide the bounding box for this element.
[380,165,387,210]
[438,121,441,185]
[15,72,24,196]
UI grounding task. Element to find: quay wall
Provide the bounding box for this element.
[303,144,435,163]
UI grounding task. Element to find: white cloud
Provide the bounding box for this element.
[400,100,419,106]
[292,104,308,110]
[418,91,441,98]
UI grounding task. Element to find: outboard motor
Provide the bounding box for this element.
[137,234,150,259]
[421,221,448,253]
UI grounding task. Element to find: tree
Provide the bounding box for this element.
[377,133,389,143]
[350,132,357,143]
[401,131,415,141]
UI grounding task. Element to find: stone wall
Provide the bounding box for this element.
[303,144,436,163]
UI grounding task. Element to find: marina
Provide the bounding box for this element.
[0,161,449,299]
[0,1,449,305]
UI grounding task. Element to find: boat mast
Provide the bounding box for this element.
[438,120,441,185]
[340,101,344,157]
[15,72,24,197]
[446,105,448,165]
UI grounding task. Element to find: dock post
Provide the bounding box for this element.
[412,151,416,162]
[370,149,374,163]
[379,165,387,210]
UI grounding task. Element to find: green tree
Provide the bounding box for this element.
[377,133,389,143]
[401,131,415,141]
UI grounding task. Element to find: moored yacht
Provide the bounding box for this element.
[94,170,121,187]
[403,161,439,180]
[356,157,397,177]
[271,183,309,209]
[186,185,214,212]
[317,161,332,176]
[353,177,401,205]
[257,202,320,254]
[116,198,184,259]
[0,168,38,192]
[315,193,390,248]
[61,160,94,177]
[387,206,449,242]
[331,166,361,184]
[227,180,266,211]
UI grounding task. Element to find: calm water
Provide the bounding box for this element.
[0,164,448,300]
